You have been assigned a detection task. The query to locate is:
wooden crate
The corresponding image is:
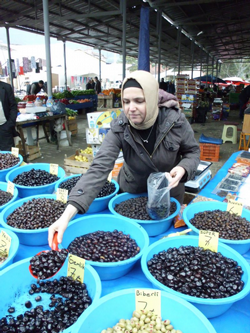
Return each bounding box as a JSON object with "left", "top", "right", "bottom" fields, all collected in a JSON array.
[
  {"left": 64, "top": 150, "right": 93, "bottom": 174},
  {"left": 200, "top": 143, "right": 220, "bottom": 162},
  {"left": 16, "top": 142, "right": 42, "bottom": 162},
  {"left": 66, "top": 118, "right": 78, "bottom": 136}
]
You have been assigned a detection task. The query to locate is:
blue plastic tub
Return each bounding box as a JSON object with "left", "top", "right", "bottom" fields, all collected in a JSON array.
[
  {"left": 0, "top": 256, "right": 102, "bottom": 333},
  {"left": 6, "top": 163, "right": 65, "bottom": 198},
  {"left": 0, "top": 227, "right": 19, "bottom": 271},
  {"left": 141, "top": 235, "right": 250, "bottom": 318},
  {"left": 183, "top": 201, "right": 250, "bottom": 254},
  {"left": 0, "top": 151, "right": 23, "bottom": 182},
  {"left": 108, "top": 192, "right": 180, "bottom": 236},
  {"left": 60, "top": 214, "right": 149, "bottom": 280},
  {"left": 0, "top": 194, "right": 77, "bottom": 246},
  {"left": 55, "top": 175, "right": 119, "bottom": 214},
  {"left": 0, "top": 181, "right": 18, "bottom": 212},
  {"left": 75, "top": 288, "right": 217, "bottom": 333}
]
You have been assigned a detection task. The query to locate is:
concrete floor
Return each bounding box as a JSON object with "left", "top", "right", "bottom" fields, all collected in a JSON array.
[{"left": 25, "top": 108, "right": 242, "bottom": 180}]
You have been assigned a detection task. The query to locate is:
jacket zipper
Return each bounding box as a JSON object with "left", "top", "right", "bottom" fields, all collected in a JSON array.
[{"left": 150, "top": 121, "right": 176, "bottom": 158}]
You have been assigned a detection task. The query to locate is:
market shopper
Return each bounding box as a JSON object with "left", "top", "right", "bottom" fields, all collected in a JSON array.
[
  {"left": 94, "top": 76, "right": 101, "bottom": 94},
  {"left": 28, "top": 80, "right": 45, "bottom": 95},
  {"left": 0, "top": 81, "right": 18, "bottom": 151},
  {"left": 48, "top": 70, "right": 200, "bottom": 246}
]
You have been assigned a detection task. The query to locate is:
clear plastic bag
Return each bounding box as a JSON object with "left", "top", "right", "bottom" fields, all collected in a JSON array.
[{"left": 146, "top": 172, "right": 171, "bottom": 220}]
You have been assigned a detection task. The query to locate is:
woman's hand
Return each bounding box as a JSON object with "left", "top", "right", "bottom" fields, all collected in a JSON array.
[
  {"left": 48, "top": 204, "right": 78, "bottom": 247},
  {"left": 166, "top": 166, "right": 186, "bottom": 188}
]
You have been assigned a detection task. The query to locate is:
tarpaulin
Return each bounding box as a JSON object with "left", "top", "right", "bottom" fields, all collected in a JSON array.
[{"left": 138, "top": 6, "right": 150, "bottom": 72}]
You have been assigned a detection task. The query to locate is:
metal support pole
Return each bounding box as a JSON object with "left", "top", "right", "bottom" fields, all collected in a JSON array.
[
  {"left": 122, "top": 0, "right": 126, "bottom": 79},
  {"left": 42, "top": 0, "right": 52, "bottom": 97},
  {"left": 211, "top": 56, "right": 214, "bottom": 79},
  {"left": 199, "top": 50, "right": 203, "bottom": 87},
  {"left": 216, "top": 60, "right": 219, "bottom": 83},
  {"left": 191, "top": 40, "right": 194, "bottom": 79},
  {"left": 155, "top": 63, "right": 157, "bottom": 77},
  {"left": 206, "top": 53, "right": 209, "bottom": 85},
  {"left": 177, "top": 27, "right": 182, "bottom": 74},
  {"left": 157, "top": 9, "right": 162, "bottom": 83},
  {"left": 5, "top": 26, "right": 13, "bottom": 88},
  {"left": 63, "top": 40, "right": 67, "bottom": 91},
  {"left": 99, "top": 48, "right": 101, "bottom": 83}
]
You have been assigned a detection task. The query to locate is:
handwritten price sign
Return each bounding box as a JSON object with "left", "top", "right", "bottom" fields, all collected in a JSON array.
[
  {"left": 7, "top": 181, "right": 15, "bottom": 195},
  {"left": 56, "top": 188, "right": 68, "bottom": 204},
  {"left": 227, "top": 199, "right": 243, "bottom": 216},
  {"left": 0, "top": 231, "right": 12, "bottom": 258},
  {"left": 67, "top": 254, "right": 85, "bottom": 284},
  {"left": 199, "top": 230, "right": 219, "bottom": 252},
  {"left": 11, "top": 147, "right": 19, "bottom": 157},
  {"left": 135, "top": 289, "right": 161, "bottom": 317},
  {"left": 50, "top": 164, "right": 58, "bottom": 176}
]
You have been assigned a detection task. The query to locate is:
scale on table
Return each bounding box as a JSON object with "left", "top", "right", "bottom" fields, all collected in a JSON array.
[{"left": 185, "top": 161, "right": 212, "bottom": 193}]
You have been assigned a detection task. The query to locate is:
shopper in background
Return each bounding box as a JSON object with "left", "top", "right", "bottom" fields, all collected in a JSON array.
[
  {"left": 239, "top": 85, "right": 250, "bottom": 119},
  {"left": 0, "top": 81, "right": 18, "bottom": 151},
  {"left": 86, "top": 80, "right": 92, "bottom": 90},
  {"left": 94, "top": 76, "right": 101, "bottom": 94},
  {"left": 27, "top": 80, "right": 45, "bottom": 95},
  {"left": 159, "top": 78, "right": 167, "bottom": 91},
  {"left": 48, "top": 70, "right": 200, "bottom": 246},
  {"left": 168, "top": 80, "right": 175, "bottom": 95}
]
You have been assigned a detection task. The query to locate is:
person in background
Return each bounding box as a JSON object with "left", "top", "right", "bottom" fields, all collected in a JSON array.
[
  {"left": 90, "top": 79, "right": 95, "bottom": 90},
  {"left": 168, "top": 81, "right": 175, "bottom": 95},
  {"left": 28, "top": 80, "right": 45, "bottom": 95},
  {"left": 239, "top": 85, "right": 250, "bottom": 119},
  {"left": 159, "top": 78, "right": 166, "bottom": 91},
  {"left": 48, "top": 70, "right": 200, "bottom": 246},
  {"left": 86, "top": 80, "right": 92, "bottom": 90},
  {"left": 94, "top": 76, "right": 101, "bottom": 94},
  {"left": 0, "top": 81, "right": 18, "bottom": 151}
]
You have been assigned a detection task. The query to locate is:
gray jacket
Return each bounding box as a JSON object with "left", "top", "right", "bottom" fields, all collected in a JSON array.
[{"left": 69, "top": 107, "right": 200, "bottom": 213}]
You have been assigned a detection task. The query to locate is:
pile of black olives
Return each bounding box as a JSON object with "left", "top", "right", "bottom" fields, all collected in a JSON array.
[
  {"left": 30, "top": 249, "right": 68, "bottom": 279},
  {"left": 114, "top": 196, "right": 177, "bottom": 220},
  {"left": 13, "top": 169, "right": 59, "bottom": 187},
  {"left": 0, "top": 189, "right": 13, "bottom": 206},
  {"left": 68, "top": 230, "right": 140, "bottom": 262},
  {"left": 147, "top": 246, "right": 244, "bottom": 299},
  {"left": 0, "top": 153, "right": 19, "bottom": 170},
  {"left": 0, "top": 276, "right": 92, "bottom": 332},
  {"left": 7, "top": 198, "right": 66, "bottom": 229},
  {"left": 190, "top": 210, "right": 250, "bottom": 240},
  {"left": 59, "top": 177, "right": 116, "bottom": 197}
]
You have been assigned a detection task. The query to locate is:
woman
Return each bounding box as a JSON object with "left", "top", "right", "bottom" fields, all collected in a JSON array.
[{"left": 48, "top": 70, "right": 200, "bottom": 246}]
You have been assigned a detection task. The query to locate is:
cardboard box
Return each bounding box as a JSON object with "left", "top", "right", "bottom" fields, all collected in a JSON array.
[
  {"left": 66, "top": 118, "right": 78, "bottom": 136},
  {"left": 86, "top": 128, "right": 111, "bottom": 145},
  {"left": 91, "top": 144, "right": 101, "bottom": 157},
  {"left": 181, "top": 94, "right": 196, "bottom": 102},
  {"left": 87, "top": 108, "right": 123, "bottom": 128}
]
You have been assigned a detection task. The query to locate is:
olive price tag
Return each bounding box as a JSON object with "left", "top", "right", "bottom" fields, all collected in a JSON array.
[
  {"left": 227, "top": 199, "right": 243, "bottom": 216},
  {"left": 107, "top": 171, "right": 112, "bottom": 182},
  {"left": 67, "top": 253, "right": 85, "bottom": 284},
  {"left": 11, "top": 147, "right": 19, "bottom": 157},
  {"left": 135, "top": 289, "right": 161, "bottom": 317},
  {"left": 0, "top": 230, "right": 12, "bottom": 258},
  {"left": 56, "top": 188, "right": 68, "bottom": 204},
  {"left": 50, "top": 163, "right": 58, "bottom": 176},
  {"left": 7, "top": 181, "right": 15, "bottom": 195},
  {"left": 199, "top": 230, "right": 219, "bottom": 253}
]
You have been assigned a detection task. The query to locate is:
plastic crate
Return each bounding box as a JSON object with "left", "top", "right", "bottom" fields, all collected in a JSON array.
[{"left": 200, "top": 143, "right": 220, "bottom": 162}]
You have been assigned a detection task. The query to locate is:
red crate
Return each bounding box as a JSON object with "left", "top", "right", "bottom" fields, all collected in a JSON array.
[{"left": 200, "top": 143, "right": 220, "bottom": 162}]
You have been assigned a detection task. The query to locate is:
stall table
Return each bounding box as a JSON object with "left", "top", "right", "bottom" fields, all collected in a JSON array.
[{"left": 16, "top": 114, "right": 72, "bottom": 162}]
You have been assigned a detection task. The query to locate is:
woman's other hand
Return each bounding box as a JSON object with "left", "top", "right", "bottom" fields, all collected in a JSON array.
[{"left": 166, "top": 166, "right": 186, "bottom": 188}]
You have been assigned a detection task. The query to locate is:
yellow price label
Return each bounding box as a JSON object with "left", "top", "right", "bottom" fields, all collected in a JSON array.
[
  {"left": 56, "top": 188, "right": 68, "bottom": 204},
  {"left": 11, "top": 147, "right": 19, "bottom": 157},
  {"left": 7, "top": 181, "right": 15, "bottom": 195},
  {"left": 199, "top": 230, "right": 219, "bottom": 253},
  {"left": 227, "top": 199, "right": 243, "bottom": 216},
  {"left": 0, "top": 230, "right": 12, "bottom": 258},
  {"left": 67, "top": 253, "right": 85, "bottom": 284},
  {"left": 135, "top": 289, "right": 161, "bottom": 317},
  {"left": 107, "top": 172, "right": 112, "bottom": 182},
  {"left": 50, "top": 164, "right": 58, "bottom": 176}
]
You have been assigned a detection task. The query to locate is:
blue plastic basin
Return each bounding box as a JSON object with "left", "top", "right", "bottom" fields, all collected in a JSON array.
[
  {"left": 108, "top": 193, "right": 180, "bottom": 236},
  {"left": 141, "top": 235, "right": 250, "bottom": 318},
  {"left": 0, "top": 256, "right": 102, "bottom": 333},
  {"left": 55, "top": 174, "right": 119, "bottom": 214},
  {"left": 183, "top": 201, "right": 250, "bottom": 254},
  {"left": 75, "top": 288, "right": 217, "bottom": 333},
  {"left": 0, "top": 194, "right": 77, "bottom": 246},
  {"left": 0, "top": 152, "right": 23, "bottom": 182},
  {"left": 0, "top": 227, "right": 19, "bottom": 271},
  {"left": 61, "top": 214, "right": 149, "bottom": 280},
  {"left": 6, "top": 163, "right": 65, "bottom": 198},
  {"left": 0, "top": 181, "right": 18, "bottom": 212}
]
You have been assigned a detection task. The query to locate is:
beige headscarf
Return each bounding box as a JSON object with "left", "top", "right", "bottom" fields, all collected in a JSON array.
[{"left": 121, "top": 70, "right": 159, "bottom": 130}]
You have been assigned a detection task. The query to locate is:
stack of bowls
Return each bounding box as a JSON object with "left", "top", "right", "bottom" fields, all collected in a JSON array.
[
  {"left": 6, "top": 163, "right": 65, "bottom": 198},
  {"left": 55, "top": 174, "right": 119, "bottom": 214},
  {"left": 109, "top": 192, "right": 180, "bottom": 236},
  {"left": 0, "top": 151, "right": 23, "bottom": 182},
  {"left": 183, "top": 201, "right": 250, "bottom": 254}
]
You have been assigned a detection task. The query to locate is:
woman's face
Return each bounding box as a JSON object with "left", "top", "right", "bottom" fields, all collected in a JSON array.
[{"left": 123, "top": 87, "right": 146, "bottom": 125}]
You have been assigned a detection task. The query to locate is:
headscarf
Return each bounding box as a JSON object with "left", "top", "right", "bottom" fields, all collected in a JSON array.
[{"left": 121, "top": 70, "right": 159, "bottom": 130}]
